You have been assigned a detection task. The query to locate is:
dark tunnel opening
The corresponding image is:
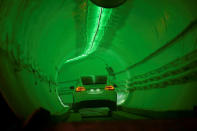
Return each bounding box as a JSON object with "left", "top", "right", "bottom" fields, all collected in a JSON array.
[{"left": 0, "top": 0, "right": 197, "bottom": 130}]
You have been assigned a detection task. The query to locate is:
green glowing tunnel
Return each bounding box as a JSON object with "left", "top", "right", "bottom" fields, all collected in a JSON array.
[{"left": 0, "top": 0, "right": 197, "bottom": 120}]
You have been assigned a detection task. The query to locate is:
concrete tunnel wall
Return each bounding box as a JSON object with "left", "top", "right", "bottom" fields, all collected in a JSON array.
[{"left": 0, "top": 0, "right": 197, "bottom": 119}]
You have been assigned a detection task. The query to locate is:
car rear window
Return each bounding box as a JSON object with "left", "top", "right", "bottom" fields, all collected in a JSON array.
[
  {"left": 81, "top": 76, "right": 94, "bottom": 85},
  {"left": 95, "top": 76, "right": 107, "bottom": 84}
]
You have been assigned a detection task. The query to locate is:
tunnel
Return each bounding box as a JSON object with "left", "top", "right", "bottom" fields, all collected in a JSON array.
[{"left": 0, "top": 0, "right": 197, "bottom": 130}]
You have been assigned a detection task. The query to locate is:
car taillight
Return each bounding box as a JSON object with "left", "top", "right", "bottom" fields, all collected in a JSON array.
[
  {"left": 105, "top": 85, "right": 114, "bottom": 90},
  {"left": 75, "top": 87, "right": 86, "bottom": 92}
]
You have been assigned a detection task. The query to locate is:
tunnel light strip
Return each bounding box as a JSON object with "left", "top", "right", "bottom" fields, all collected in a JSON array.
[
  {"left": 64, "top": 3, "right": 112, "bottom": 64},
  {"left": 57, "top": 93, "right": 69, "bottom": 108},
  {"left": 86, "top": 8, "right": 112, "bottom": 54},
  {"left": 84, "top": 8, "right": 103, "bottom": 54},
  {"left": 64, "top": 54, "right": 87, "bottom": 63},
  {"left": 64, "top": 7, "right": 103, "bottom": 63}
]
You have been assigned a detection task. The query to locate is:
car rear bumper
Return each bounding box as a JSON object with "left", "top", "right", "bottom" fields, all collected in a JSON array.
[
  {"left": 73, "top": 90, "right": 117, "bottom": 103},
  {"left": 72, "top": 100, "right": 117, "bottom": 112}
]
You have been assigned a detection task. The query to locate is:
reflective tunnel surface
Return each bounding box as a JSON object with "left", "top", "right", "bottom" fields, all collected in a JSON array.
[{"left": 0, "top": 0, "right": 197, "bottom": 130}]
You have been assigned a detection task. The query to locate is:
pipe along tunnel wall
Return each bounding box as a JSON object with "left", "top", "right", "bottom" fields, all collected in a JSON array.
[{"left": 0, "top": 0, "right": 197, "bottom": 121}]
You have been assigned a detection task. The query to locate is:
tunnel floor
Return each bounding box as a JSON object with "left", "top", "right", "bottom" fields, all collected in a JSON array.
[
  {"left": 65, "top": 107, "right": 147, "bottom": 122},
  {"left": 48, "top": 108, "right": 197, "bottom": 131}
]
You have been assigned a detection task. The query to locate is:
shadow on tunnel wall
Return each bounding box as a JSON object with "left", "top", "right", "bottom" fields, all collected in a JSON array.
[{"left": 0, "top": 92, "right": 21, "bottom": 130}]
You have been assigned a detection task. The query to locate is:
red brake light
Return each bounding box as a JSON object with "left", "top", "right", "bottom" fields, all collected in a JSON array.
[
  {"left": 105, "top": 85, "right": 114, "bottom": 90},
  {"left": 75, "top": 87, "right": 86, "bottom": 92}
]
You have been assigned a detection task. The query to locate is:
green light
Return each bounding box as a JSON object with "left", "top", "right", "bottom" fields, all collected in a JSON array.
[
  {"left": 65, "top": 54, "right": 87, "bottom": 63},
  {"left": 64, "top": 2, "right": 112, "bottom": 64},
  {"left": 57, "top": 94, "right": 69, "bottom": 108},
  {"left": 84, "top": 7, "right": 103, "bottom": 55},
  {"left": 85, "top": 8, "right": 112, "bottom": 54}
]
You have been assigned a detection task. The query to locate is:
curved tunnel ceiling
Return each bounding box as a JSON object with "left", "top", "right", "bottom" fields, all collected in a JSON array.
[{"left": 0, "top": 0, "right": 197, "bottom": 119}]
